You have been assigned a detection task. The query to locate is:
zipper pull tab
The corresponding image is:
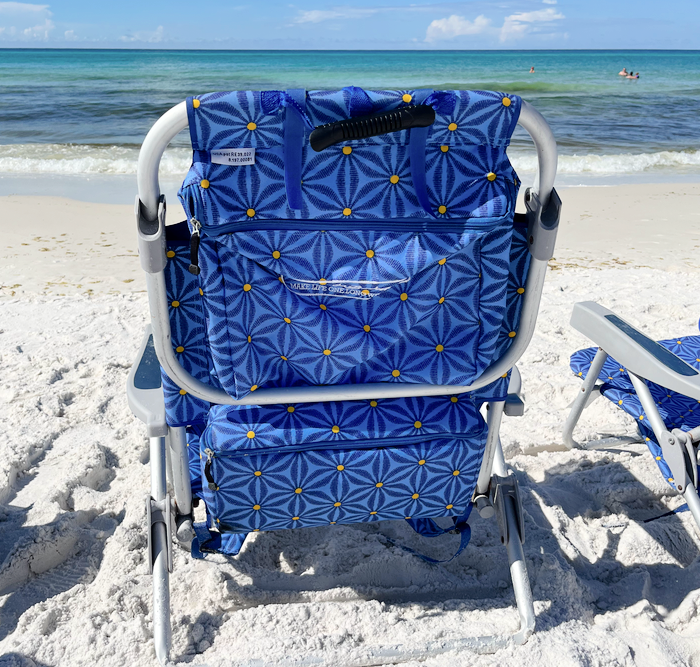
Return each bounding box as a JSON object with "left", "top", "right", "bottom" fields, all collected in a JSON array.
[
  {"left": 188, "top": 218, "right": 202, "bottom": 276},
  {"left": 203, "top": 447, "right": 217, "bottom": 490}
]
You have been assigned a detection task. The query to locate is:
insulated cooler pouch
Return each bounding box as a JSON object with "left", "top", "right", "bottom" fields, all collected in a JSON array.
[
  {"left": 198, "top": 395, "right": 488, "bottom": 535},
  {"left": 309, "top": 104, "right": 436, "bottom": 151}
]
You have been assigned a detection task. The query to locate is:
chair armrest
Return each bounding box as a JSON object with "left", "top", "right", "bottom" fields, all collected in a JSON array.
[
  {"left": 504, "top": 366, "right": 525, "bottom": 416},
  {"left": 127, "top": 325, "right": 168, "bottom": 437},
  {"left": 570, "top": 301, "right": 700, "bottom": 400}
]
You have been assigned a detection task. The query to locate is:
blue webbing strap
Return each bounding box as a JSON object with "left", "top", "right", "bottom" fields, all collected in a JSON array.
[
  {"left": 191, "top": 522, "right": 247, "bottom": 559},
  {"left": 409, "top": 89, "right": 434, "bottom": 217},
  {"left": 386, "top": 504, "right": 473, "bottom": 565},
  {"left": 284, "top": 88, "right": 306, "bottom": 211},
  {"left": 342, "top": 85, "right": 374, "bottom": 117}
]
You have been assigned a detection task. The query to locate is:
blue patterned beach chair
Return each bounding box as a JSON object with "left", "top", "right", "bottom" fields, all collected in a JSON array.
[
  {"left": 127, "top": 87, "right": 560, "bottom": 665},
  {"left": 564, "top": 302, "right": 700, "bottom": 533}
]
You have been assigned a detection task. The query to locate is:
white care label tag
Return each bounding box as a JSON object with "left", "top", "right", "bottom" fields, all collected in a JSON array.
[{"left": 210, "top": 148, "right": 256, "bottom": 166}]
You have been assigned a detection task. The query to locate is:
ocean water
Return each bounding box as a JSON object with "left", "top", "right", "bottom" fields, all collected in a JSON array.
[{"left": 1, "top": 48, "right": 699, "bottom": 200}]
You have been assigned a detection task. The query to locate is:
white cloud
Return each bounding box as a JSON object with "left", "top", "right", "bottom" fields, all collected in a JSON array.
[
  {"left": 0, "top": 2, "right": 49, "bottom": 14},
  {"left": 64, "top": 28, "right": 76, "bottom": 40},
  {"left": 22, "top": 16, "right": 51, "bottom": 38},
  {"left": 0, "top": 2, "right": 54, "bottom": 41},
  {"left": 425, "top": 14, "right": 491, "bottom": 42},
  {"left": 120, "top": 25, "right": 165, "bottom": 43},
  {"left": 500, "top": 7, "right": 564, "bottom": 42},
  {"left": 293, "top": 8, "right": 378, "bottom": 24},
  {"left": 542, "top": 0, "right": 557, "bottom": 4}
]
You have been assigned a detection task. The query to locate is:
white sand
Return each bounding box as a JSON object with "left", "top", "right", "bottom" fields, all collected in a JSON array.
[{"left": 1, "top": 185, "right": 700, "bottom": 666}]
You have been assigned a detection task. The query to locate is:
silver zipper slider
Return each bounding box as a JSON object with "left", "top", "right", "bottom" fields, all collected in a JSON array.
[{"left": 203, "top": 448, "right": 217, "bottom": 490}]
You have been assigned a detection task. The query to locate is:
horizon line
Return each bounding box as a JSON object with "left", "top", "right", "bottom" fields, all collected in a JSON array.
[{"left": 1, "top": 47, "right": 700, "bottom": 53}]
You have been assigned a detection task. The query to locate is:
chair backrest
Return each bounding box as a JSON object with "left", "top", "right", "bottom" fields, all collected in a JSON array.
[{"left": 164, "top": 88, "right": 527, "bottom": 407}]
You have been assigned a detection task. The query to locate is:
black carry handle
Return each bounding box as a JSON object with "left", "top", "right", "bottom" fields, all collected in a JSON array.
[{"left": 309, "top": 104, "right": 436, "bottom": 152}]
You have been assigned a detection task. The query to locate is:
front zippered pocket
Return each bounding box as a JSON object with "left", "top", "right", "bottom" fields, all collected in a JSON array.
[{"left": 198, "top": 427, "right": 486, "bottom": 534}]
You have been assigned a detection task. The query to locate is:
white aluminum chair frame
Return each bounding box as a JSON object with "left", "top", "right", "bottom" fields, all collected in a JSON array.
[{"left": 133, "top": 98, "right": 559, "bottom": 666}]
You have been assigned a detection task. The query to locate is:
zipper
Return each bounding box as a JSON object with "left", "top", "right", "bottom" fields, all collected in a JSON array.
[
  {"left": 203, "top": 447, "right": 217, "bottom": 490},
  {"left": 188, "top": 218, "right": 202, "bottom": 275},
  {"left": 183, "top": 177, "right": 515, "bottom": 251},
  {"left": 204, "top": 432, "right": 475, "bottom": 460},
  {"left": 196, "top": 213, "right": 512, "bottom": 237}
]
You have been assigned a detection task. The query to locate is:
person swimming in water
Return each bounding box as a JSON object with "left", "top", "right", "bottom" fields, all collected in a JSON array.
[
  {"left": 618, "top": 67, "right": 628, "bottom": 76},
  {"left": 626, "top": 71, "right": 639, "bottom": 79},
  {"left": 529, "top": 66, "right": 535, "bottom": 73}
]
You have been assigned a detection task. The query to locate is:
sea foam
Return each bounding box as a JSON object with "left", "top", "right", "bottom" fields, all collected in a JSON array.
[{"left": 1, "top": 143, "right": 700, "bottom": 178}]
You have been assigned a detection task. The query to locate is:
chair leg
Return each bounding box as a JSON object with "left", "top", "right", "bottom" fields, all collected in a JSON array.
[
  {"left": 683, "top": 482, "right": 700, "bottom": 538},
  {"left": 168, "top": 426, "right": 195, "bottom": 544},
  {"left": 149, "top": 435, "right": 172, "bottom": 666},
  {"left": 563, "top": 348, "right": 643, "bottom": 450},
  {"left": 563, "top": 348, "right": 608, "bottom": 449},
  {"left": 491, "top": 437, "right": 536, "bottom": 643}
]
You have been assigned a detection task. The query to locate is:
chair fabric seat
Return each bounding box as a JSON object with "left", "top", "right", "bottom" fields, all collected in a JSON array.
[
  {"left": 570, "top": 336, "right": 700, "bottom": 484},
  {"left": 196, "top": 394, "right": 487, "bottom": 534}
]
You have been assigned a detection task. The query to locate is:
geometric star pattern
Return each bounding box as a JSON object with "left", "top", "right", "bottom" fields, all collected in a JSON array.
[
  {"left": 570, "top": 336, "right": 700, "bottom": 487},
  {"left": 153, "top": 87, "right": 533, "bottom": 548},
  {"left": 178, "top": 88, "right": 523, "bottom": 400},
  {"left": 199, "top": 395, "right": 486, "bottom": 533}
]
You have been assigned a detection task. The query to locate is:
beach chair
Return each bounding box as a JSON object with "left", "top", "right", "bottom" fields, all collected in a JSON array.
[
  {"left": 564, "top": 302, "right": 700, "bottom": 533},
  {"left": 127, "top": 87, "right": 560, "bottom": 665}
]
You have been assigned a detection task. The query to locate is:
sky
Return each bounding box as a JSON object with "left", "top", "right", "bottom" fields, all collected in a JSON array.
[{"left": 0, "top": 0, "right": 699, "bottom": 50}]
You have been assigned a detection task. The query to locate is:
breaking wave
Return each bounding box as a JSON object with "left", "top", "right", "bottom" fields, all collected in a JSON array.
[
  {"left": 0, "top": 144, "right": 192, "bottom": 177},
  {"left": 510, "top": 148, "right": 700, "bottom": 175},
  {"left": 1, "top": 143, "right": 700, "bottom": 178}
]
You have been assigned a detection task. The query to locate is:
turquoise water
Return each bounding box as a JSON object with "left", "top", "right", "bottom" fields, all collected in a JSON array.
[{"left": 1, "top": 48, "right": 699, "bottom": 188}]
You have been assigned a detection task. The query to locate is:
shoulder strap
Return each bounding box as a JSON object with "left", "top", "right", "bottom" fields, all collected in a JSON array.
[
  {"left": 389, "top": 504, "right": 473, "bottom": 564},
  {"left": 284, "top": 88, "right": 306, "bottom": 211},
  {"left": 409, "top": 89, "right": 434, "bottom": 217}
]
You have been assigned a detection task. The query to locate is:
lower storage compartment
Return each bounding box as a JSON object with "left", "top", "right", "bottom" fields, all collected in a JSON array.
[{"left": 198, "top": 396, "right": 488, "bottom": 533}]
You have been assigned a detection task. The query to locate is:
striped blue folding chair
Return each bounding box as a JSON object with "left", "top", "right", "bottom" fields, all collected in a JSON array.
[
  {"left": 564, "top": 303, "right": 700, "bottom": 535},
  {"left": 127, "top": 87, "right": 560, "bottom": 665}
]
